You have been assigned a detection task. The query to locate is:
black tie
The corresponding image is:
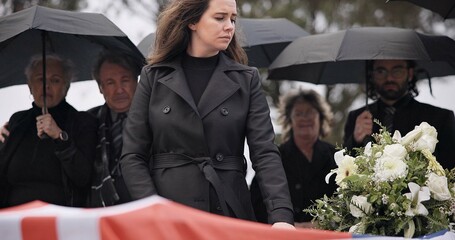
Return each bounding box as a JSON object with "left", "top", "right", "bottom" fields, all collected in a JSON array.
[
  {"left": 110, "top": 113, "right": 127, "bottom": 175},
  {"left": 383, "top": 106, "right": 396, "bottom": 133}
]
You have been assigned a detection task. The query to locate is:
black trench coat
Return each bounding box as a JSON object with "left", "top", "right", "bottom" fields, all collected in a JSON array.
[{"left": 121, "top": 53, "right": 293, "bottom": 224}]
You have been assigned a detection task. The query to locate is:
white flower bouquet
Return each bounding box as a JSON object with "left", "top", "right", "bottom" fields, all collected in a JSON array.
[{"left": 305, "top": 121, "right": 455, "bottom": 238}]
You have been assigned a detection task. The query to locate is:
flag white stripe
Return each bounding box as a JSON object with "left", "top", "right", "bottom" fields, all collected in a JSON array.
[
  {"left": 0, "top": 215, "right": 22, "bottom": 240},
  {"left": 58, "top": 215, "right": 99, "bottom": 240}
]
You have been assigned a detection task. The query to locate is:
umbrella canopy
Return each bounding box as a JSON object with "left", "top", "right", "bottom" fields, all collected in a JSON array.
[
  {"left": 237, "top": 18, "right": 310, "bottom": 68},
  {"left": 268, "top": 27, "right": 455, "bottom": 84},
  {"left": 0, "top": 6, "right": 145, "bottom": 89},
  {"left": 137, "top": 32, "right": 155, "bottom": 59},
  {"left": 137, "top": 18, "right": 309, "bottom": 68},
  {"left": 387, "top": 0, "right": 455, "bottom": 19}
]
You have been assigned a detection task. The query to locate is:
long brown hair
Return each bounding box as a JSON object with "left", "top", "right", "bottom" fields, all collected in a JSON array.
[{"left": 148, "top": 0, "right": 247, "bottom": 65}]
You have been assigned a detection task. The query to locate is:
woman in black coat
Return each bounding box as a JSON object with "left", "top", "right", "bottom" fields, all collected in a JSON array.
[
  {"left": 121, "top": 0, "right": 294, "bottom": 228},
  {"left": 251, "top": 89, "right": 337, "bottom": 226},
  {"left": 0, "top": 54, "right": 97, "bottom": 207}
]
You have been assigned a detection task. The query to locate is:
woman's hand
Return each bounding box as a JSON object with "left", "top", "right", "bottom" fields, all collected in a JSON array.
[
  {"left": 271, "top": 222, "right": 295, "bottom": 229},
  {"left": 0, "top": 121, "right": 9, "bottom": 143},
  {"left": 36, "top": 114, "right": 62, "bottom": 139},
  {"left": 295, "top": 221, "right": 316, "bottom": 228}
]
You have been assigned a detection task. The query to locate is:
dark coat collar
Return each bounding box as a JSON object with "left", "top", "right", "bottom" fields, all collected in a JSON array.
[{"left": 150, "top": 53, "right": 252, "bottom": 118}]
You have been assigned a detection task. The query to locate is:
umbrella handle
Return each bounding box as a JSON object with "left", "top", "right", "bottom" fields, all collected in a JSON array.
[{"left": 39, "top": 107, "right": 50, "bottom": 140}]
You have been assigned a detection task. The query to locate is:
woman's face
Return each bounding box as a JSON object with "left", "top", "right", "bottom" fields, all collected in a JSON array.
[
  {"left": 290, "top": 101, "right": 321, "bottom": 141},
  {"left": 187, "top": 0, "right": 237, "bottom": 57},
  {"left": 28, "top": 59, "right": 68, "bottom": 108}
]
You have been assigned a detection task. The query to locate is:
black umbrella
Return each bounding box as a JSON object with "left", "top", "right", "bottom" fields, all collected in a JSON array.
[
  {"left": 137, "top": 18, "right": 309, "bottom": 68},
  {"left": 0, "top": 6, "right": 145, "bottom": 111},
  {"left": 268, "top": 27, "right": 455, "bottom": 85},
  {"left": 137, "top": 32, "right": 155, "bottom": 59},
  {"left": 237, "top": 18, "right": 310, "bottom": 68},
  {"left": 387, "top": 0, "right": 455, "bottom": 19}
]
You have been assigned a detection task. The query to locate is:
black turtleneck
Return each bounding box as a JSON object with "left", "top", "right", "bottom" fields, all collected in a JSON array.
[{"left": 182, "top": 52, "right": 219, "bottom": 105}]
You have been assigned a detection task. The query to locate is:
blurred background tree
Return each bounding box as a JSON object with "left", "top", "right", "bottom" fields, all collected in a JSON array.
[{"left": 2, "top": 0, "right": 454, "bottom": 145}]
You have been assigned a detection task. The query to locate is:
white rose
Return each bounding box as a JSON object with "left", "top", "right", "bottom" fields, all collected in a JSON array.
[
  {"left": 414, "top": 134, "right": 438, "bottom": 153},
  {"left": 400, "top": 127, "right": 421, "bottom": 146},
  {"left": 382, "top": 144, "right": 407, "bottom": 160},
  {"left": 427, "top": 172, "right": 451, "bottom": 201},
  {"left": 350, "top": 195, "right": 373, "bottom": 218},
  {"left": 401, "top": 122, "right": 438, "bottom": 153}
]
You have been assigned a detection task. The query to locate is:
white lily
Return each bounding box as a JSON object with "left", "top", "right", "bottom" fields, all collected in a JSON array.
[
  {"left": 326, "top": 149, "right": 358, "bottom": 187},
  {"left": 404, "top": 182, "right": 430, "bottom": 216},
  {"left": 364, "top": 142, "right": 372, "bottom": 157},
  {"left": 392, "top": 130, "right": 401, "bottom": 142}
]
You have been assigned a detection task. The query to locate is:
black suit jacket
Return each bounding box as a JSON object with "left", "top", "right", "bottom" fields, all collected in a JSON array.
[{"left": 344, "top": 96, "right": 455, "bottom": 169}]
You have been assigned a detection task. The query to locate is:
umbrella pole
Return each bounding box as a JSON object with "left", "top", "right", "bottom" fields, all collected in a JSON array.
[
  {"left": 365, "top": 64, "right": 369, "bottom": 109},
  {"left": 40, "top": 31, "right": 49, "bottom": 140},
  {"left": 41, "top": 31, "right": 48, "bottom": 115},
  {"left": 365, "top": 79, "right": 369, "bottom": 107}
]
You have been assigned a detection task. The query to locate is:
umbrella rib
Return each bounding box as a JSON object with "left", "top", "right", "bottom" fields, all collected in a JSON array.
[
  {"left": 259, "top": 44, "right": 274, "bottom": 67},
  {"left": 334, "top": 30, "right": 348, "bottom": 61},
  {"left": 444, "top": 4, "right": 455, "bottom": 19}
]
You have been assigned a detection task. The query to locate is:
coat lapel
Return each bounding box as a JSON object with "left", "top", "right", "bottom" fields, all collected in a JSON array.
[
  {"left": 157, "top": 62, "right": 199, "bottom": 116},
  {"left": 197, "top": 54, "right": 247, "bottom": 119},
  {"left": 154, "top": 53, "right": 251, "bottom": 119},
  {"left": 197, "top": 68, "right": 240, "bottom": 119}
]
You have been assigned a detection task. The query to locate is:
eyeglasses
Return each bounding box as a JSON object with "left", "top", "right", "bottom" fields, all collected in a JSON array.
[
  {"left": 372, "top": 67, "right": 407, "bottom": 80},
  {"left": 291, "top": 110, "right": 319, "bottom": 119}
]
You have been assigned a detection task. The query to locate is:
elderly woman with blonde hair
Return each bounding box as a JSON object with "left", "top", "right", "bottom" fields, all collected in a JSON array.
[
  {"left": 251, "top": 88, "right": 337, "bottom": 226},
  {"left": 0, "top": 54, "right": 97, "bottom": 208}
]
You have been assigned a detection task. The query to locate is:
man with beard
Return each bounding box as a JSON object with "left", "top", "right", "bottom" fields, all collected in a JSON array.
[{"left": 343, "top": 59, "right": 455, "bottom": 169}]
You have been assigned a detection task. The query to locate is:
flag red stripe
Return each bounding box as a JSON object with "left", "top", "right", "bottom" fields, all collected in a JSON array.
[{"left": 22, "top": 216, "right": 58, "bottom": 240}]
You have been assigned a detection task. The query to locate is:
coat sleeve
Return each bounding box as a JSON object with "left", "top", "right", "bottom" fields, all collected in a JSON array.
[
  {"left": 121, "top": 66, "right": 156, "bottom": 200},
  {"left": 246, "top": 68, "right": 294, "bottom": 225},
  {"left": 434, "top": 110, "right": 455, "bottom": 170},
  {"left": 54, "top": 111, "right": 98, "bottom": 188},
  {"left": 343, "top": 110, "right": 360, "bottom": 151}
]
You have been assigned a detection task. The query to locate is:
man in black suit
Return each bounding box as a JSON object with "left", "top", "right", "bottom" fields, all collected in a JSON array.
[
  {"left": 344, "top": 59, "right": 455, "bottom": 170},
  {"left": 88, "top": 51, "right": 140, "bottom": 206}
]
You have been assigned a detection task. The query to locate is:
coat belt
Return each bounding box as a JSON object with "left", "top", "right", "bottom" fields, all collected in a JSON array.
[{"left": 151, "top": 153, "right": 247, "bottom": 219}]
